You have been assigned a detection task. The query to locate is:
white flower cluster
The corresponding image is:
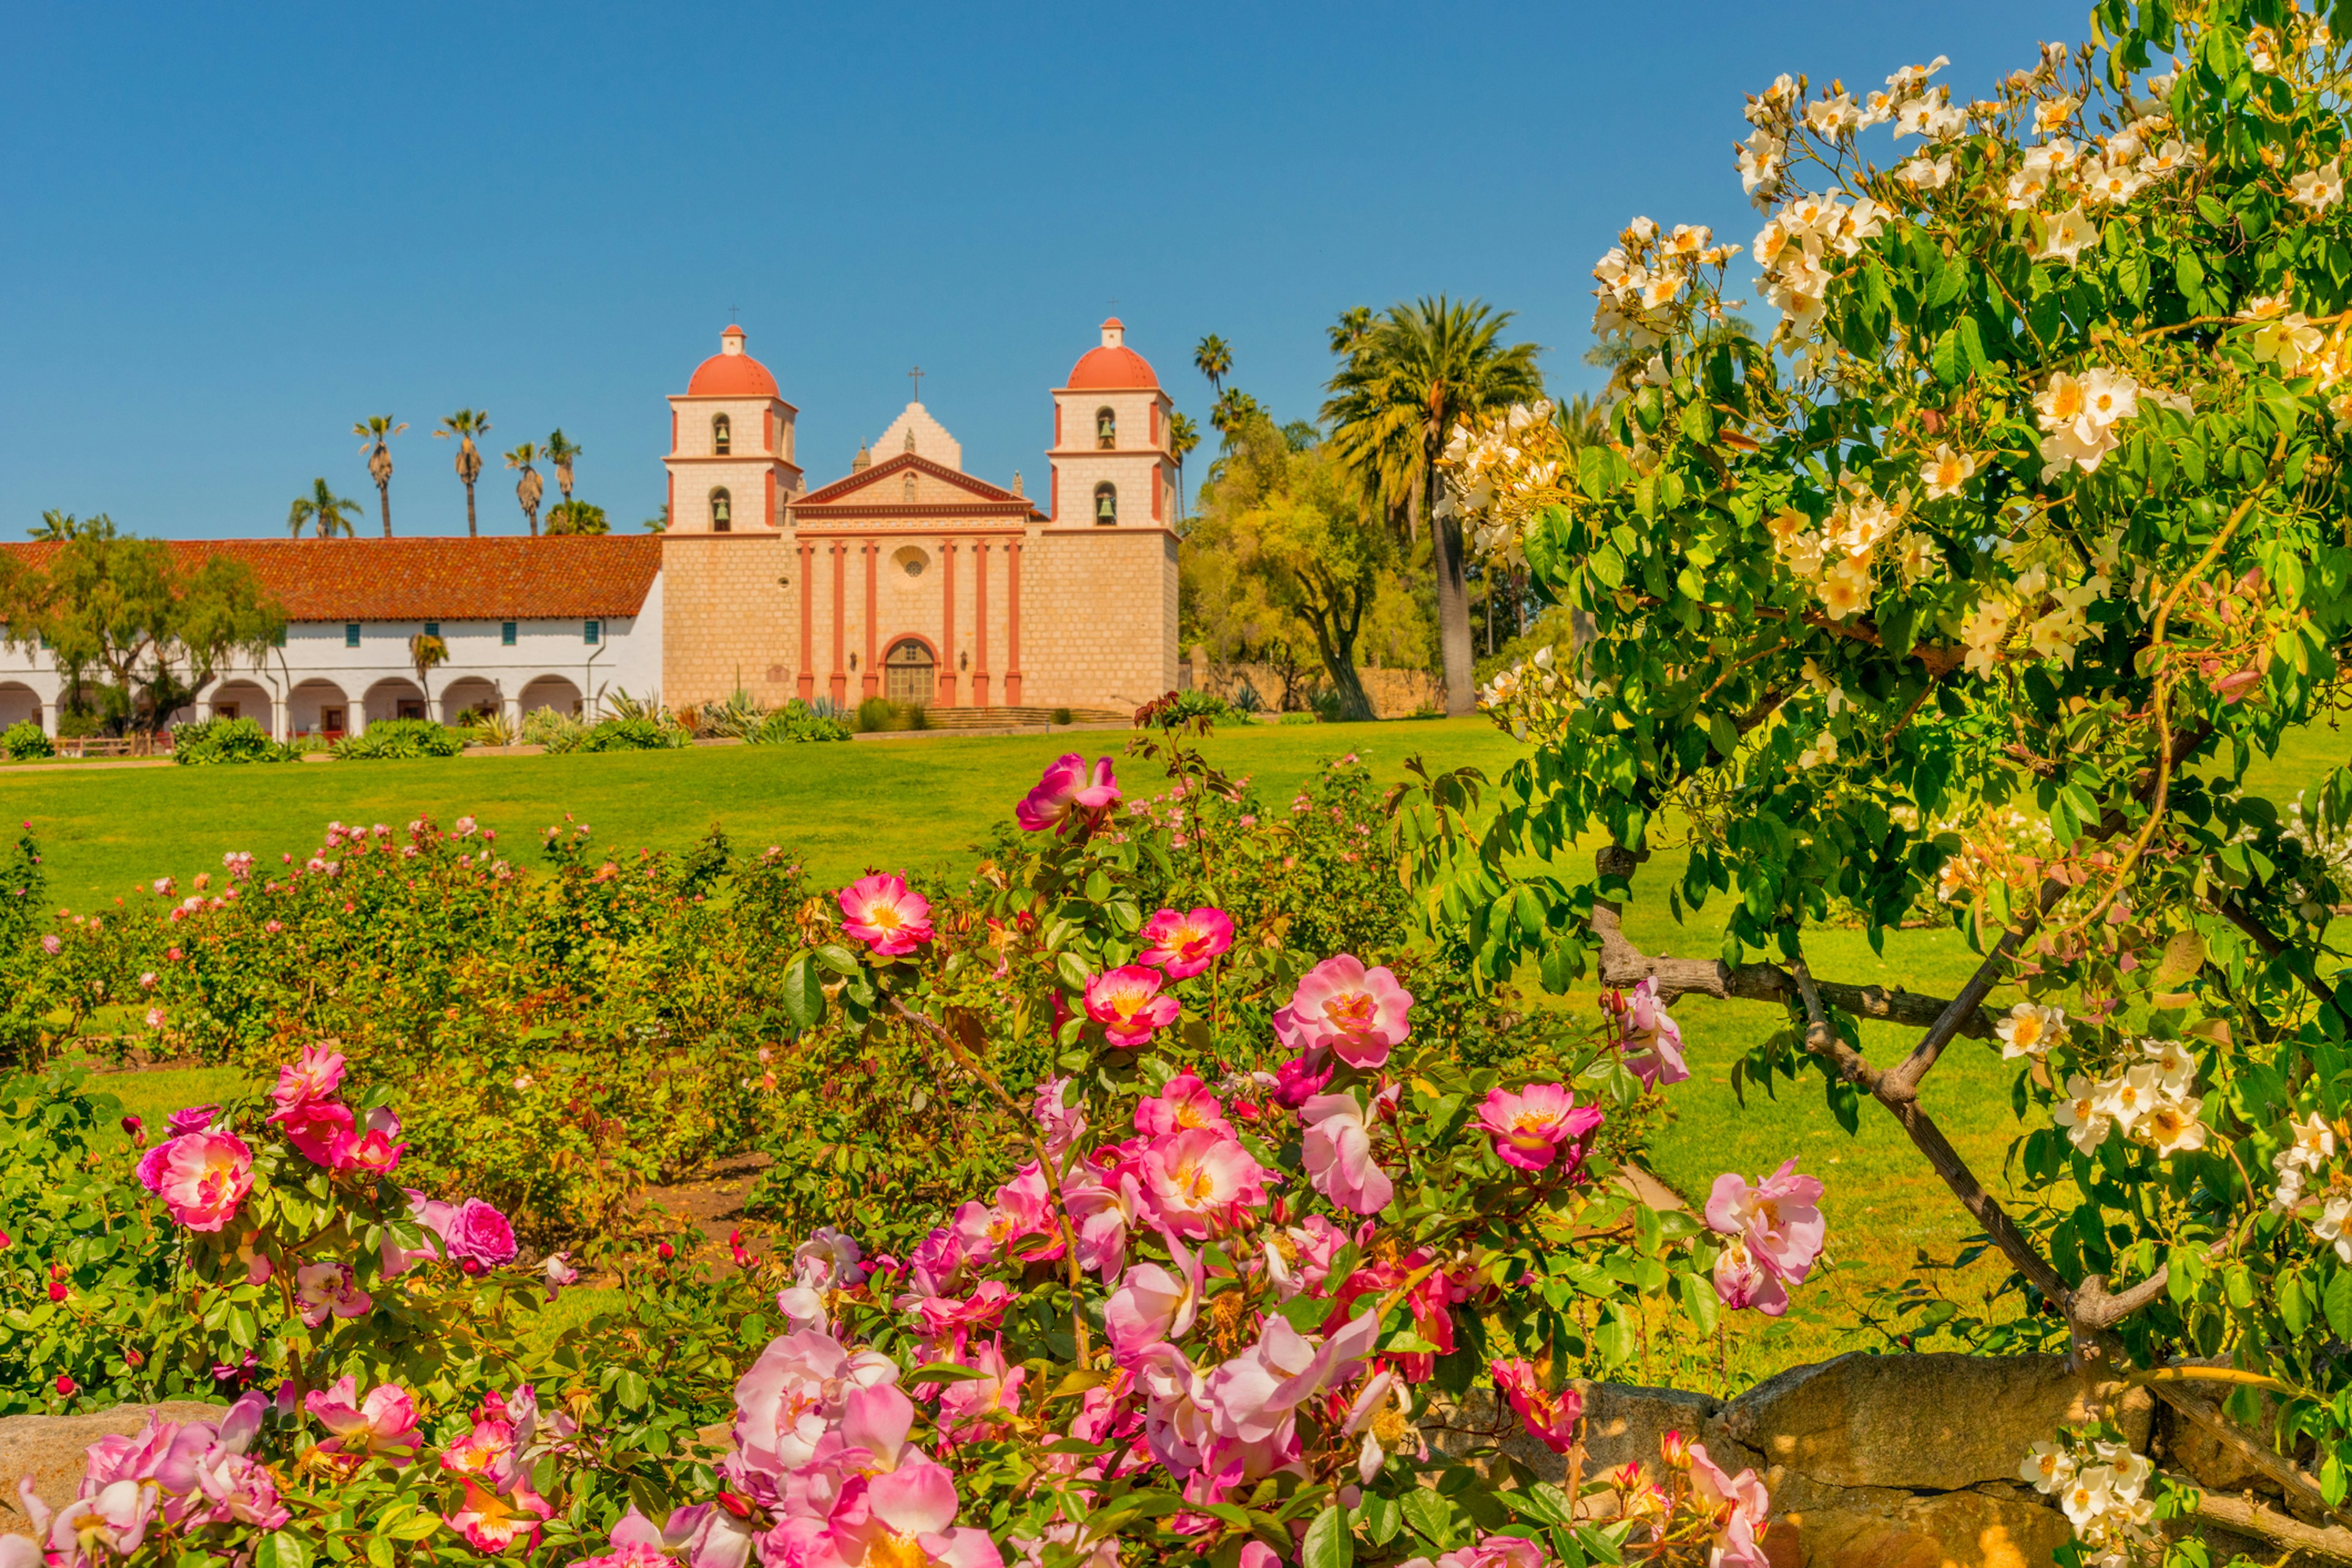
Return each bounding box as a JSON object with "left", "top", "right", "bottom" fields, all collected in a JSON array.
[
  {"left": 1476, "top": 644, "right": 1573, "bottom": 745},
  {"left": 1439, "top": 401, "right": 1564, "bottom": 562},
  {"left": 2033, "top": 368, "right": 2141, "bottom": 480},
  {"left": 2228, "top": 293, "right": 2352, "bottom": 428},
  {"left": 2022, "top": 1433, "right": 2158, "bottom": 1567},
  {"left": 1591, "top": 217, "right": 1741, "bottom": 350},
  {"left": 2052, "top": 1039, "right": 2204, "bottom": 1157},
  {"left": 1996, "top": 1001, "right": 2070, "bottom": 1061},
  {"left": 1959, "top": 560, "right": 2110, "bottom": 678},
  {"left": 2269, "top": 1111, "right": 2341, "bottom": 1247},
  {"left": 1750, "top": 191, "right": 1886, "bottom": 348},
  {"left": 1740, "top": 60, "right": 1961, "bottom": 211},
  {"left": 1763, "top": 482, "right": 1922, "bottom": 624}
]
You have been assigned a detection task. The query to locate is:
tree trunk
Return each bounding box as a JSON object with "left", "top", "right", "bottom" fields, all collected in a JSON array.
[
  {"left": 465, "top": 483, "right": 478, "bottom": 538},
  {"left": 378, "top": 483, "right": 392, "bottom": 538},
  {"left": 1428, "top": 470, "right": 1476, "bottom": 715}
]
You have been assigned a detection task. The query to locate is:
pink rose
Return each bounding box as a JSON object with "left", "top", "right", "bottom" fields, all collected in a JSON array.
[
  {"left": 452, "top": 1478, "right": 552, "bottom": 1555},
  {"left": 1301, "top": 1090, "right": 1393, "bottom": 1215},
  {"left": 165, "top": 1104, "right": 219, "bottom": 1137},
  {"left": 1710, "top": 1235, "right": 1789, "bottom": 1316},
  {"left": 305, "top": 1377, "right": 422, "bottom": 1464},
  {"left": 438, "top": 1197, "right": 518, "bottom": 1272},
  {"left": 1617, "top": 978, "right": 1689, "bottom": 1088},
  {"left": 838, "top": 873, "right": 934, "bottom": 957},
  {"left": 1084, "top": 964, "right": 1180, "bottom": 1046},
  {"left": 146, "top": 1131, "right": 255, "bottom": 1232},
  {"left": 1705, "top": 1158, "right": 1826, "bottom": 1286},
  {"left": 1490, "top": 1357, "right": 1584, "bottom": 1453},
  {"left": 293, "top": 1261, "right": 374, "bottom": 1327},
  {"left": 1134, "top": 1073, "right": 1234, "bottom": 1140},
  {"left": 1136, "top": 907, "right": 1235, "bottom": 979},
  {"left": 271, "top": 1098, "right": 354, "bottom": 1168},
  {"left": 40, "top": 934, "right": 60, "bottom": 956},
  {"left": 1269, "top": 1054, "right": 1334, "bottom": 1109},
  {"left": 1472, "top": 1083, "right": 1604, "bottom": 1174},
  {"left": 1015, "top": 753, "right": 1120, "bottom": 834},
  {"left": 1140, "top": 1128, "right": 1270, "bottom": 1238},
  {"left": 271, "top": 1042, "right": 347, "bottom": 1112},
  {"left": 1273, "top": 955, "right": 1414, "bottom": 1068}
]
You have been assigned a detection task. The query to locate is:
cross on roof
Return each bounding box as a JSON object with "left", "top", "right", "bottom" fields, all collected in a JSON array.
[{"left": 908, "top": 365, "right": 924, "bottom": 401}]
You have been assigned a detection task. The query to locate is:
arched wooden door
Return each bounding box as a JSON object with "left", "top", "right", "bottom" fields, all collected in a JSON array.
[{"left": 883, "top": 639, "right": 935, "bottom": 705}]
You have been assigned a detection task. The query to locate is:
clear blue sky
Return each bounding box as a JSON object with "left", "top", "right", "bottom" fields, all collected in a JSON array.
[{"left": 1, "top": 1, "right": 2082, "bottom": 540}]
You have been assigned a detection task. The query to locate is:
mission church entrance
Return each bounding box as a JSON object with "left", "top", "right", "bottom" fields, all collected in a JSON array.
[{"left": 883, "top": 639, "right": 935, "bottom": 705}]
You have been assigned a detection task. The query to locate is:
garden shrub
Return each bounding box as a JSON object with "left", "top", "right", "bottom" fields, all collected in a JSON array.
[
  {"left": 170, "top": 716, "right": 285, "bottom": 766},
  {"left": 331, "top": 718, "right": 466, "bottom": 761},
  {"left": 1, "top": 719, "right": 51, "bottom": 760},
  {"left": 519, "top": 707, "right": 587, "bottom": 751},
  {"left": 854, "top": 695, "right": 897, "bottom": 731},
  {"left": 0, "top": 739, "right": 1757, "bottom": 1568},
  {"left": 571, "top": 715, "right": 690, "bottom": 752},
  {"left": 748, "top": 701, "right": 851, "bottom": 744}
]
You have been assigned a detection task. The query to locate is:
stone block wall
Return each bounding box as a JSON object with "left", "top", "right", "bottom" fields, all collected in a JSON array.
[
  {"left": 658, "top": 533, "right": 799, "bottom": 712},
  {"left": 1017, "top": 526, "right": 1177, "bottom": 710}
]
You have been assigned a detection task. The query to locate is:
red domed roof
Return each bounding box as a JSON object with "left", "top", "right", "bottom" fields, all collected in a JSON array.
[
  {"left": 688, "top": 326, "right": 779, "bottom": 398},
  {"left": 1066, "top": 318, "right": 1158, "bottom": 390}
]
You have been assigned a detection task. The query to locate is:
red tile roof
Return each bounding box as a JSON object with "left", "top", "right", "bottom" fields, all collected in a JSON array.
[{"left": 0, "top": 536, "right": 664, "bottom": 622}]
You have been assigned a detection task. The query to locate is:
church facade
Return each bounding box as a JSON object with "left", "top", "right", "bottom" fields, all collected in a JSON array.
[{"left": 0, "top": 320, "right": 1180, "bottom": 736}]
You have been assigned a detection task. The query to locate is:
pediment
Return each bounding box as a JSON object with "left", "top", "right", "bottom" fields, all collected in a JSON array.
[{"left": 796, "top": 452, "right": 1027, "bottom": 510}]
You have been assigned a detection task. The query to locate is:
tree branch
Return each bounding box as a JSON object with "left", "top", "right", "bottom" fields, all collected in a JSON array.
[
  {"left": 2218, "top": 892, "right": 2352, "bottom": 1036},
  {"left": 2169, "top": 1479, "right": 2352, "bottom": 1563},
  {"left": 1589, "top": 901, "right": 1998, "bottom": 1040}
]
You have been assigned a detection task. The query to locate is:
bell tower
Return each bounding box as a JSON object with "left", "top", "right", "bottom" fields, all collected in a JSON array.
[{"left": 1047, "top": 319, "right": 1175, "bottom": 530}]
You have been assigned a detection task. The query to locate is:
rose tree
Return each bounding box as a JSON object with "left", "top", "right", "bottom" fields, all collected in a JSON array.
[{"left": 1422, "top": 1, "right": 2352, "bottom": 1558}]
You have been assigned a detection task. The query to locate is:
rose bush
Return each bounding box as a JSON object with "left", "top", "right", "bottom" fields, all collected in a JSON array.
[{"left": 2, "top": 742, "right": 1809, "bottom": 1568}]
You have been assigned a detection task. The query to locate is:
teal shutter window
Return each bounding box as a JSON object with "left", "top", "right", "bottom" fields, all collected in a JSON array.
[
  {"left": 501, "top": 622, "right": 517, "bottom": 646},
  {"left": 345, "top": 623, "right": 361, "bottom": 647}
]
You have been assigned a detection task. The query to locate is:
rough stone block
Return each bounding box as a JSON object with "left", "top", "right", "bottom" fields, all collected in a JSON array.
[{"left": 0, "top": 1402, "right": 226, "bottom": 1530}]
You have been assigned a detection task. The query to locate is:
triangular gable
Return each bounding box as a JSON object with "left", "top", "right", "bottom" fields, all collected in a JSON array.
[{"left": 796, "top": 452, "right": 1025, "bottom": 509}]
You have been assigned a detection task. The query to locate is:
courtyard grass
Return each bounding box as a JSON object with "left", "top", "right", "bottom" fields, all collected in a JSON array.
[{"left": 23, "top": 710, "right": 2352, "bottom": 1380}]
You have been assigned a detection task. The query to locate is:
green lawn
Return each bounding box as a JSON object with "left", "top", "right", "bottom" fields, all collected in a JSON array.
[
  {"left": 1, "top": 720, "right": 1526, "bottom": 905},
  {"left": 24, "top": 712, "right": 2352, "bottom": 1382}
]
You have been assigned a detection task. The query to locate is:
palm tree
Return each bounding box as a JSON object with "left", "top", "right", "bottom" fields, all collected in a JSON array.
[
  {"left": 29, "top": 510, "right": 80, "bottom": 542},
  {"left": 1323, "top": 296, "right": 1542, "bottom": 716},
  {"left": 543, "top": 429, "right": 582, "bottom": 504},
  {"left": 1167, "top": 411, "right": 1200, "bottom": 527},
  {"left": 434, "top": 410, "right": 492, "bottom": 536},
  {"left": 1210, "top": 388, "right": 1266, "bottom": 442},
  {"left": 545, "top": 500, "right": 609, "bottom": 535},
  {"left": 287, "top": 478, "right": 363, "bottom": 539},
  {"left": 1193, "top": 334, "right": 1232, "bottom": 396},
  {"left": 353, "top": 416, "right": 407, "bottom": 537},
  {"left": 1327, "top": 307, "right": 1373, "bottom": 356},
  {"left": 506, "top": 443, "right": 545, "bottom": 535}
]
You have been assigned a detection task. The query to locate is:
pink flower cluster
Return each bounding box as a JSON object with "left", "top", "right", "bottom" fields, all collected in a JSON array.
[
  {"left": 133, "top": 1122, "right": 255, "bottom": 1234},
  {"left": 1014, "top": 753, "right": 1121, "bottom": 834},
  {"left": 4, "top": 1392, "right": 286, "bottom": 1561},
  {"left": 1472, "top": 1084, "right": 1602, "bottom": 1176},
  {"left": 438, "top": 1383, "right": 558, "bottom": 1552},
  {"left": 265, "top": 1043, "right": 409, "bottom": 1176},
  {"left": 1612, "top": 978, "right": 1689, "bottom": 1088},
  {"left": 686, "top": 1332, "right": 1003, "bottom": 1568},
  {"left": 1705, "top": 1158, "right": 1827, "bottom": 1317},
  {"left": 839, "top": 874, "right": 934, "bottom": 957},
  {"left": 1489, "top": 1358, "right": 1583, "bottom": 1454},
  {"left": 1136, "top": 907, "right": 1234, "bottom": 979},
  {"left": 1274, "top": 955, "right": 1414, "bottom": 1069}
]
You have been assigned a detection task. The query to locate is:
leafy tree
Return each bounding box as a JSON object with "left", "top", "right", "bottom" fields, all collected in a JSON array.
[
  {"left": 543, "top": 428, "right": 582, "bottom": 503},
  {"left": 1415, "top": 9, "right": 2352, "bottom": 1558},
  {"left": 1324, "top": 297, "right": 1542, "bottom": 715},
  {"left": 1191, "top": 333, "right": 1231, "bottom": 394},
  {"left": 434, "top": 409, "right": 492, "bottom": 537},
  {"left": 545, "top": 500, "right": 609, "bottom": 535},
  {"left": 27, "top": 509, "right": 103, "bottom": 543},
  {"left": 1167, "top": 410, "right": 1200, "bottom": 527},
  {"left": 0, "top": 530, "right": 284, "bottom": 733},
  {"left": 352, "top": 415, "right": 406, "bottom": 537},
  {"left": 1193, "top": 413, "right": 1395, "bottom": 720},
  {"left": 285, "top": 478, "right": 361, "bottom": 539},
  {"left": 505, "top": 442, "right": 544, "bottom": 535},
  {"left": 641, "top": 504, "right": 667, "bottom": 533}
]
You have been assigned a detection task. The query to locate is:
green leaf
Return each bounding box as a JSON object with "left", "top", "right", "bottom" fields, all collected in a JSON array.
[
  {"left": 782, "top": 953, "right": 826, "bottom": 1030},
  {"left": 1400, "top": 1489, "right": 1461, "bottom": 1551},
  {"left": 904, "top": 1362, "right": 996, "bottom": 1384},
  {"left": 1303, "top": 1504, "right": 1353, "bottom": 1568},
  {"left": 815, "top": 943, "right": 862, "bottom": 976},
  {"left": 2324, "top": 1266, "right": 2352, "bottom": 1341},
  {"left": 257, "top": 1534, "right": 315, "bottom": 1568},
  {"left": 1360, "top": 1496, "right": 1402, "bottom": 1547}
]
